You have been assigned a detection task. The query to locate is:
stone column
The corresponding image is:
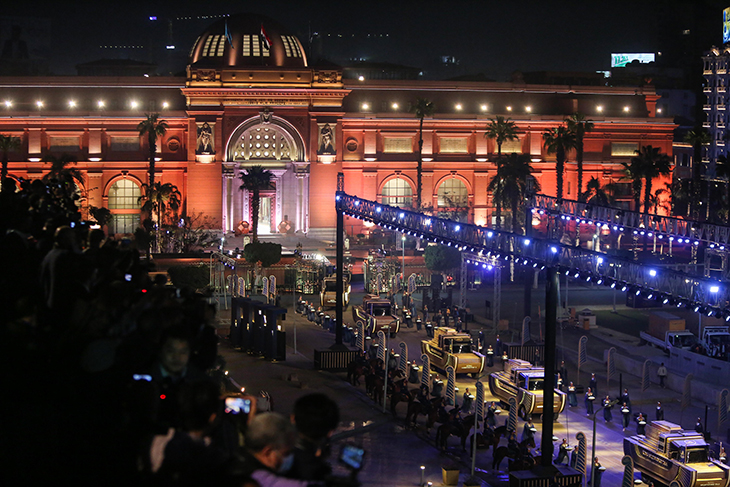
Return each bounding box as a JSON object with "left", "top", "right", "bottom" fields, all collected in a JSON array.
[{"left": 223, "top": 165, "right": 235, "bottom": 232}]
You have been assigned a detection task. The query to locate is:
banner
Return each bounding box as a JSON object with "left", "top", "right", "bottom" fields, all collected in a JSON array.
[
  {"left": 682, "top": 373, "right": 694, "bottom": 410},
  {"left": 408, "top": 273, "right": 416, "bottom": 294},
  {"left": 521, "top": 316, "right": 531, "bottom": 346},
  {"left": 356, "top": 321, "right": 365, "bottom": 351},
  {"left": 445, "top": 366, "right": 456, "bottom": 406},
  {"left": 578, "top": 336, "right": 588, "bottom": 366},
  {"left": 621, "top": 456, "right": 635, "bottom": 487},
  {"left": 508, "top": 397, "right": 518, "bottom": 432},
  {"left": 720, "top": 389, "right": 729, "bottom": 427},
  {"left": 641, "top": 360, "right": 652, "bottom": 392},
  {"left": 421, "top": 353, "right": 431, "bottom": 391},
  {"left": 262, "top": 276, "right": 269, "bottom": 297},
  {"left": 575, "top": 432, "right": 587, "bottom": 481},
  {"left": 475, "top": 381, "right": 485, "bottom": 421},
  {"left": 377, "top": 330, "right": 386, "bottom": 363},
  {"left": 398, "top": 342, "right": 408, "bottom": 375},
  {"left": 269, "top": 275, "right": 276, "bottom": 297},
  {"left": 238, "top": 276, "right": 245, "bottom": 296}
]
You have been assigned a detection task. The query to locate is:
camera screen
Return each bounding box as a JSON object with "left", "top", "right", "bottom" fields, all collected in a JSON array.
[
  {"left": 340, "top": 445, "right": 364, "bottom": 470},
  {"left": 225, "top": 397, "right": 251, "bottom": 414}
]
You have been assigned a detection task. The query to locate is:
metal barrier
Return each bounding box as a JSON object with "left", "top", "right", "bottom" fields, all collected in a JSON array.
[
  {"left": 506, "top": 344, "right": 545, "bottom": 363},
  {"left": 314, "top": 349, "right": 361, "bottom": 371},
  {"left": 509, "top": 466, "right": 582, "bottom": 486}
]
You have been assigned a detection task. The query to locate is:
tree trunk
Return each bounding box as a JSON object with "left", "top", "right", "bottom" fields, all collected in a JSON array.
[
  {"left": 643, "top": 179, "right": 653, "bottom": 214},
  {"left": 576, "top": 140, "right": 584, "bottom": 200},
  {"left": 148, "top": 133, "right": 156, "bottom": 189},
  {"left": 511, "top": 196, "right": 519, "bottom": 235},
  {"left": 556, "top": 150, "right": 565, "bottom": 200},
  {"left": 252, "top": 189, "right": 260, "bottom": 242}
]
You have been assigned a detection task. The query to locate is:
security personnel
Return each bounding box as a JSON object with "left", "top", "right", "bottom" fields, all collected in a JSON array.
[
  {"left": 656, "top": 401, "right": 664, "bottom": 421},
  {"left": 696, "top": 417, "right": 704, "bottom": 435},
  {"left": 486, "top": 344, "right": 495, "bottom": 367},
  {"left": 589, "top": 373, "right": 598, "bottom": 396}
]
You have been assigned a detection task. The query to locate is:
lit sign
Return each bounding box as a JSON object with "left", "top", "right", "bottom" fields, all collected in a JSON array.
[
  {"left": 610, "top": 53, "right": 656, "bottom": 68},
  {"left": 724, "top": 7, "right": 730, "bottom": 44}
]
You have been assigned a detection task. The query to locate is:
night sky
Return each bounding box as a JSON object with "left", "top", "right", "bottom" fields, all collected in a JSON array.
[{"left": 2, "top": 0, "right": 729, "bottom": 79}]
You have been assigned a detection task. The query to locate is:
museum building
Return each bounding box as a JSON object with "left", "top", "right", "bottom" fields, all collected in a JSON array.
[{"left": 0, "top": 14, "right": 675, "bottom": 240}]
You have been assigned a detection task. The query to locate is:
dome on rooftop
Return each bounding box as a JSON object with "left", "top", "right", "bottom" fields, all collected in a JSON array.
[{"left": 189, "top": 14, "right": 307, "bottom": 69}]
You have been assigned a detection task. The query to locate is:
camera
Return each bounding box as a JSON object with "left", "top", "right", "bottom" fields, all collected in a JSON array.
[
  {"left": 224, "top": 397, "right": 251, "bottom": 415},
  {"left": 339, "top": 445, "right": 364, "bottom": 471}
]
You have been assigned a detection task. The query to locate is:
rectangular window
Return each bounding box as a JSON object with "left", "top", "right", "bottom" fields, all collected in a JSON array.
[
  {"left": 383, "top": 137, "right": 413, "bottom": 153},
  {"left": 242, "top": 35, "right": 251, "bottom": 56},
  {"left": 611, "top": 142, "right": 638, "bottom": 157},
  {"left": 49, "top": 136, "right": 79, "bottom": 152},
  {"left": 111, "top": 136, "right": 140, "bottom": 152},
  {"left": 501, "top": 138, "right": 522, "bottom": 153},
  {"left": 439, "top": 137, "right": 468, "bottom": 154},
  {"left": 282, "top": 36, "right": 292, "bottom": 57},
  {"left": 252, "top": 36, "right": 260, "bottom": 56},
  {"left": 110, "top": 214, "right": 140, "bottom": 234}
]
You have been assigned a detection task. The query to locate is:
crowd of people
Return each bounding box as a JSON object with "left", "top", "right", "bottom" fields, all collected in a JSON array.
[{"left": 0, "top": 175, "right": 355, "bottom": 486}]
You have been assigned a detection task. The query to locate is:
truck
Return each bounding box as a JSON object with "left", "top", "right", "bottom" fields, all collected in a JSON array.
[
  {"left": 421, "top": 327, "right": 485, "bottom": 378},
  {"left": 488, "top": 359, "right": 566, "bottom": 420},
  {"left": 701, "top": 326, "right": 730, "bottom": 359},
  {"left": 640, "top": 330, "right": 698, "bottom": 353},
  {"left": 319, "top": 276, "right": 351, "bottom": 310},
  {"left": 624, "top": 420, "right": 730, "bottom": 487},
  {"left": 352, "top": 294, "right": 400, "bottom": 337}
]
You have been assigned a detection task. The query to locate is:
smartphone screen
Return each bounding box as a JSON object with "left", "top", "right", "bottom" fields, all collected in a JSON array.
[
  {"left": 340, "top": 445, "right": 364, "bottom": 470},
  {"left": 225, "top": 397, "right": 251, "bottom": 414}
]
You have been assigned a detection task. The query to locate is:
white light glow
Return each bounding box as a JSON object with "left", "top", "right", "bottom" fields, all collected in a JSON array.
[
  {"left": 480, "top": 104, "right": 488, "bottom": 111},
  {"left": 361, "top": 103, "right": 369, "bottom": 110},
  {"left": 130, "top": 100, "right": 139, "bottom": 108},
  {"left": 4, "top": 100, "right": 11, "bottom": 108},
  {"left": 506, "top": 106, "right": 512, "bottom": 111},
  {"left": 596, "top": 105, "right": 604, "bottom": 112},
  {"left": 162, "top": 101, "right": 169, "bottom": 108},
  {"left": 97, "top": 100, "right": 105, "bottom": 108},
  {"left": 68, "top": 100, "right": 76, "bottom": 108},
  {"left": 649, "top": 269, "right": 657, "bottom": 277},
  {"left": 358, "top": 75, "right": 364, "bottom": 81},
  {"left": 623, "top": 106, "right": 630, "bottom": 112},
  {"left": 36, "top": 100, "right": 44, "bottom": 108},
  {"left": 525, "top": 106, "right": 532, "bottom": 112},
  {"left": 391, "top": 102, "right": 399, "bottom": 109},
  {"left": 711, "top": 285, "right": 720, "bottom": 293},
  {"left": 455, "top": 103, "right": 462, "bottom": 110}
]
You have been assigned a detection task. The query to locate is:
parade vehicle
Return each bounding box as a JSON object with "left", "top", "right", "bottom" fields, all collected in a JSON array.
[
  {"left": 640, "top": 330, "right": 698, "bottom": 354},
  {"left": 420, "top": 327, "right": 485, "bottom": 377},
  {"left": 320, "top": 276, "right": 351, "bottom": 310},
  {"left": 488, "top": 359, "right": 566, "bottom": 420},
  {"left": 352, "top": 294, "right": 400, "bottom": 337},
  {"left": 624, "top": 420, "right": 730, "bottom": 487}
]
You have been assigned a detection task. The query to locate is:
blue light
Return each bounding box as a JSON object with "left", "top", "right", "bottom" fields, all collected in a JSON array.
[
  {"left": 711, "top": 285, "right": 720, "bottom": 293},
  {"left": 523, "top": 238, "right": 530, "bottom": 246},
  {"left": 354, "top": 200, "right": 360, "bottom": 206},
  {"left": 335, "top": 195, "right": 341, "bottom": 201},
  {"left": 399, "top": 212, "right": 404, "bottom": 219},
  {"left": 376, "top": 207, "right": 382, "bottom": 212},
  {"left": 149, "top": 16, "right": 157, "bottom": 20},
  {"left": 597, "top": 257, "right": 603, "bottom": 264},
  {"left": 550, "top": 246, "right": 558, "bottom": 254},
  {"left": 455, "top": 225, "right": 460, "bottom": 231},
  {"left": 649, "top": 269, "right": 657, "bottom": 277},
  {"left": 487, "top": 231, "right": 494, "bottom": 238},
  {"left": 424, "top": 218, "right": 431, "bottom": 225}
]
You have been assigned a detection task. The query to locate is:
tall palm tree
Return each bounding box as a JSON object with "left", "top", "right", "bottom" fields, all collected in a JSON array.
[
  {"left": 140, "top": 181, "right": 182, "bottom": 228},
  {"left": 683, "top": 128, "right": 710, "bottom": 219},
  {"left": 631, "top": 145, "right": 672, "bottom": 214},
  {"left": 239, "top": 165, "right": 274, "bottom": 242},
  {"left": 542, "top": 125, "right": 576, "bottom": 201},
  {"left": 488, "top": 153, "right": 539, "bottom": 234},
  {"left": 0, "top": 134, "right": 21, "bottom": 189},
  {"left": 485, "top": 116, "right": 518, "bottom": 228},
  {"left": 566, "top": 113, "right": 594, "bottom": 199},
  {"left": 621, "top": 158, "right": 644, "bottom": 213},
  {"left": 137, "top": 113, "right": 168, "bottom": 191},
  {"left": 410, "top": 98, "right": 435, "bottom": 211},
  {"left": 580, "top": 177, "right": 617, "bottom": 206}
]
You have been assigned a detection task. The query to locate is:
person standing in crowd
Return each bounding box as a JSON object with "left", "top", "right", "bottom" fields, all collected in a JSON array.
[
  {"left": 486, "top": 344, "right": 495, "bottom": 367},
  {"left": 423, "top": 304, "right": 429, "bottom": 322},
  {"left": 636, "top": 413, "right": 647, "bottom": 435},
  {"left": 486, "top": 402, "right": 499, "bottom": 428},
  {"left": 287, "top": 393, "right": 340, "bottom": 482},
  {"left": 657, "top": 363, "right": 668, "bottom": 389},
  {"left": 656, "top": 401, "right": 664, "bottom": 421},
  {"left": 602, "top": 395, "right": 613, "bottom": 423},
  {"left": 585, "top": 387, "right": 595, "bottom": 416},
  {"left": 567, "top": 382, "right": 578, "bottom": 407},
  {"left": 589, "top": 373, "right": 597, "bottom": 396},
  {"left": 522, "top": 418, "right": 536, "bottom": 444},
  {"left": 620, "top": 388, "right": 631, "bottom": 411},
  {"left": 591, "top": 457, "right": 605, "bottom": 487},
  {"left": 555, "top": 438, "right": 569, "bottom": 465},
  {"left": 621, "top": 403, "right": 631, "bottom": 432},
  {"left": 501, "top": 351, "right": 509, "bottom": 369},
  {"left": 462, "top": 388, "right": 473, "bottom": 413},
  {"left": 696, "top": 417, "right": 704, "bottom": 435}
]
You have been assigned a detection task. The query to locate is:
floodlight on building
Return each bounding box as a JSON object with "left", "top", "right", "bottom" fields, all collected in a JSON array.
[
  {"left": 391, "top": 102, "right": 399, "bottom": 110},
  {"left": 657, "top": 108, "right": 662, "bottom": 114},
  {"left": 711, "top": 285, "right": 720, "bottom": 293},
  {"left": 97, "top": 100, "right": 105, "bottom": 108},
  {"left": 596, "top": 105, "right": 604, "bottom": 112},
  {"left": 480, "top": 104, "right": 488, "bottom": 111},
  {"left": 455, "top": 103, "right": 463, "bottom": 110},
  {"left": 4, "top": 100, "right": 11, "bottom": 108},
  {"left": 361, "top": 102, "right": 369, "bottom": 110},
  {"left": 162, "top": 101, "right": 169, "bottom": 108},
  {"left": 358, "top": 75, "right": 364, "bottom": 81},
  {"left": 36, "top": 100, "right": 44, "bottom": 108},
  {"left": 130, "top": 100, "right": 139, "bottom": 108},
  {"left": 525, "top": 106, "right": 532, "bottom": 112},
  {"left": 506, "top": 106, "right": 512, "bottom": 112},
  {"left": 68, "top": 100, "right": 76, "bottom": 108},
  {"left": 623, "top": 106, "right": 630, "bottom": 112}
]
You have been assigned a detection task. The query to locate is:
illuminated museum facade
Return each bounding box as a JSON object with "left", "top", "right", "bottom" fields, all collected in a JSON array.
[{"left": 0, "top": 15, "right": 675, "bottom": 239}]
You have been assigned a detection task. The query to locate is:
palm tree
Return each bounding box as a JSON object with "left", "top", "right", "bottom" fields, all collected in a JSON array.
[
  {"left": 488, "top": 153, "right": 539, "bottom": 234},
  {"left": 140, "top": 181, "right": 182, "bottom": 228},
  {"left": 410, "top": 98, "right": 435, "bottom": 210},
  {"left": 580, "top": 177, "right": 617, "bottom": 206},
  {"left": 485, "top": 116, "right": 518, "bottom": 228},
  {"left": 0, "top": 134, "right": 21, "bottom": 189},
  {"left": 566, "top": 113, "right": 594, "bottom": 199},
  {"left": 137, "top": 113, "right": 168, "bottom": 191},
  {"left": 684, "top": 128, "right": 710, "bottom": 219},
  {"left": 239, "top": 165, "right": 274, "bottom": 242},
  {"left": 542, "top": 125, "right": 576, "bottom": 201},
  {"left": 621, "top": 158, "right": 644, "bottom": 213},
  {"left": 42, "top": 154, "right": 84, "bottom": 188},
  {"left": 631, "top": 145, "right": 672, "bottom": 214}
]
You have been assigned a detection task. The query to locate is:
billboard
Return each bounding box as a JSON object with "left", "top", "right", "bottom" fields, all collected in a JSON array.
[
  {"left": 724, "top": 7, "right": 730, "bottom": 44},
  {"left": 611, "top": 53, "right": 655, "bottom": 68}
]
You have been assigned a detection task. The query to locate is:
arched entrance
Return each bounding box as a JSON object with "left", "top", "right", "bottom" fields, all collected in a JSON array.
[{"left": 222, "top": 113, "right": 308, "bottom": 234}]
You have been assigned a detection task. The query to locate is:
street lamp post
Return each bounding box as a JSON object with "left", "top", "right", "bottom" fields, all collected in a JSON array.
[
  {"left": 401, "top": 232, "right": 406, "bottom": 291},
  {"left": 591, "top": 399, "right": 618, "bottom": 487}
]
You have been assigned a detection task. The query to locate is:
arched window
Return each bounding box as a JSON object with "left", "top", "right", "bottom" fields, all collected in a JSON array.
[
  {"left": 382, "top": 178, "right": 413, "bottom": 207},
  {"left": 229, "top": 124, "right": 296, "bottom": 162},
  {"left": 437, "top": 178, "right": 468, "bottom": 208},
  {"left": 108, "top": 179, "right": 141, "bottom": 235}
]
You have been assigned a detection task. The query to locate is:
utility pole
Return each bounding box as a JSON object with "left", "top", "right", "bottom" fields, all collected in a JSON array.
[{"left": 541, "top": 265, "right": 559, "bottom": 467}]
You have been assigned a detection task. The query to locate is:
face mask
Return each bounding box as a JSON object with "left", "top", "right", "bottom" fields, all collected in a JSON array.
[{"left": 278, "top": 452, "right": 294, "bottom": 474}]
